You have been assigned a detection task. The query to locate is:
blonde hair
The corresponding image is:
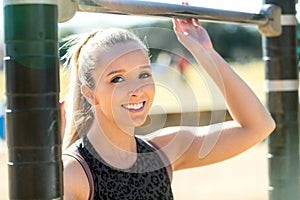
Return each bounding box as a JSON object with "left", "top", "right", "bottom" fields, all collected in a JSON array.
[{"left": 62, "top": 28, "right": 148, "bottom": 149}]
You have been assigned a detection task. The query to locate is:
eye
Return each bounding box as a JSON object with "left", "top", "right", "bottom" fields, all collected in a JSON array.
[
  {"left": 139, "top": 72, "right": 152, "bottom": 79},
  {"left": 111, "top": 76, "right": 125, "bottom": 83}
]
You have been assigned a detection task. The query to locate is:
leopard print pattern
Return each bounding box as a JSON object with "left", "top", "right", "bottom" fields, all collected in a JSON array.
[{"left": 77, "top": 136, "right": 174, "bottom": 200}]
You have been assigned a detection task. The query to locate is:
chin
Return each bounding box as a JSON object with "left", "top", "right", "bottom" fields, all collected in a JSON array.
[
  {"left": 131, "top": 116, "right": 148, "bottom": 127},
  {"left": 133, "top": 119, "right": 147, "bottom": 127},
  {"left": 117, "top": 116, "right": 147, "bottom": 128}
]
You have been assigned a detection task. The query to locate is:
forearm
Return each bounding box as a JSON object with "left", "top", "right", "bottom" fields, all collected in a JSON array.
[{"left": 192, "top": 47, "right": 275, "bottom": 132}]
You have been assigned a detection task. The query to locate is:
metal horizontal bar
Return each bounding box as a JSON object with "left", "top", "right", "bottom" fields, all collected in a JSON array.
[{"left": 76, "top": 0, "right": 269, "bottom": 26}]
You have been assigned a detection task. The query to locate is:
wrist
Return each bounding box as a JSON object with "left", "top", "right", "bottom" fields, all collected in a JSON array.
[{"left": 190, "top": 46, "right": 216, "bottom": 61}]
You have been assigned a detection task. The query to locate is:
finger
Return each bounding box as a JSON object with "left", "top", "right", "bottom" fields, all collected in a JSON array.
[
  {"left": 59, "top": 101, "right": 66, "bottom": 123},
  {"left": 192, "top": 18, "right": 201, "bottom": 27},
  {"left": 182, "top": 18, "right": 194, "bottom": 23},
  {"left": 173, "top": 18, "right": 186, "bottom": 29},
  {"left": 174, "top": 17, "right": 190, "bottom": 24},
  {"left": 173, "top": 18, "right": 188, "bottom": 33},
  {"left": 172, "top": 18, "right": 180, "bottom": 30}
]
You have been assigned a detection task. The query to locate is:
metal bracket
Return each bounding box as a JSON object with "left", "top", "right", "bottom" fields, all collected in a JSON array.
[
  {"left": 57, "top": 0, "right": 78, "bottom": 23},
  {"left": 258, "top": 4, "right": 282, "bottom": 37}
]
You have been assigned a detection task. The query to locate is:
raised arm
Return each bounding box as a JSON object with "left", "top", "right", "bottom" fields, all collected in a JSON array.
[
  {"left": 149, "top": 18, "right": 276, "bottom": 170},
  {"left": 173, "top": 18, "right": 275, "bottom": 133}
]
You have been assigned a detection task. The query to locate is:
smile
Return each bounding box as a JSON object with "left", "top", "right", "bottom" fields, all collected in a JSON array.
[{"left": 122, "top": 101, "right": 145, "bottom": 111}]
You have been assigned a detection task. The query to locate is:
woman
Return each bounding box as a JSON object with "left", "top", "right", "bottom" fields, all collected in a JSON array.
[{"left": 62, "top": 18, "right": 275, "bottom": 199}]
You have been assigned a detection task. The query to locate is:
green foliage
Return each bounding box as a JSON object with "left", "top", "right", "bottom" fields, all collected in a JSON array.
[
  {"left": 58, "top": 20, "right": 262, "bottom": 63},
  {"left": 130, "top": 20, "right": 191, "bottom": 62},
  {"left": 205, "top": 24, "right": 262, "bottom": 61},
  {"left": 58, "top": 28, "right": 76, "bottom": 62},
  {"left": 131, "top": 20, "right": 262, "bottom": 62}
]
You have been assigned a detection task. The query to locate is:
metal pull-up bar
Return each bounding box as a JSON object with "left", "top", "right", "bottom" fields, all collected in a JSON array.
[{"left": 58, "top": 0, "right": 282, "bottom": 37}]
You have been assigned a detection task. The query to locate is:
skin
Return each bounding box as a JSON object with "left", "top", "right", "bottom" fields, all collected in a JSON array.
[{"left": 63, "top": 19, "right": 276, "bottom": 199}]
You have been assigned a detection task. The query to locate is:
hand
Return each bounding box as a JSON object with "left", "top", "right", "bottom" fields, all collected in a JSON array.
[{"left": 172, "top": 18, "right": 214, "bottom": 52}]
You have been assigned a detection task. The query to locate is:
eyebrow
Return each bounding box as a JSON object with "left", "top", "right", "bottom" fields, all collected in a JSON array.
[
  {"left": 140, "top": 65, "right": 151, "bottom": 70},
  {"left": 106, "top": 69, "right": 126, "bottom": 77},
  {"left": 106, "top": 65, "right": 151, "bottom": 77}
]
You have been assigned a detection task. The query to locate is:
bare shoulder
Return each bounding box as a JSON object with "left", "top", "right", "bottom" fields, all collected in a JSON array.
[
  {"left": 155, "top": 125, "right": 217, "bottom": 169},
  {"left": 63, "top": 155, "right": 90, "bottom": 200},
  {"left": 142, "top": 126, "right": 197, "bottom": 148},
  {"left": 141, "top": 127, "right": 197, "bottom": 163}
]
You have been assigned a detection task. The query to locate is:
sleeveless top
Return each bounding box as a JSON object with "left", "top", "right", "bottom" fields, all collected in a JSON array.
[{"left": 75, "top": 136, "right": 174, "bottom": 200}]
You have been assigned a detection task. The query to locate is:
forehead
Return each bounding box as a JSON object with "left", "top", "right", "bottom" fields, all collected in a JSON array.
[
  {"left": 94, "top": 41, "right": 150, "bottom": 77},
  {"left": 102, "top": 41, "right": 147, "bottom": 63}
]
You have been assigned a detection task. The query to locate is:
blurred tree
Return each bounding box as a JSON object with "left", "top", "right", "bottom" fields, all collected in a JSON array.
[
  {"left": 206, "top": 24, "right": 262, "bottom": 62},
  {"left": 130, "top": 20, "right": 190, "bottom": 63},
  {"left": 130, "top": 20, "right": 262, "bottom": 62},
  {"left": 58, "top": 28, "right": 76, "bottom": 63},
  {"left": 58, "top": 19, "right": 262, "bottom": 64}
]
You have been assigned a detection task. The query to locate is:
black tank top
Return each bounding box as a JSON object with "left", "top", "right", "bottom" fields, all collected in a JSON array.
[{"left": 77, "top": 136, "right": 174, "bottom": 200}]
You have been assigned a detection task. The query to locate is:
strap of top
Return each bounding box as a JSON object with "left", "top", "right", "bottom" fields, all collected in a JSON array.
[
  {"left": 63, "top": 145, "right": 95, "bottom": 200},
  {"left": 142, "top": 139, "right": 173, "bottom": 182}
]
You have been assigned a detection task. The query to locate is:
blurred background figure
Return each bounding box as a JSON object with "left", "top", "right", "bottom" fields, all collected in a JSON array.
[
  {"left": 174, "top": 53, "right": 189, "bottom": 81},
  {"left": 0, "top": 100, "right": 5, "bottom": 140}
]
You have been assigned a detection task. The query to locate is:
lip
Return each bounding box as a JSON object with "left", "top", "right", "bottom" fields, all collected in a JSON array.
[{"left": 121, "top": 101, "right": 146, "bottom": 113}]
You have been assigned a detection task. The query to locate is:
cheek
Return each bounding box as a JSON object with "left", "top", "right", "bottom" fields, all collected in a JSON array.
[
  {"left": 97, "top": 85, "right": 125, "bottom": 113},
  {"left": 145, "top": 82, "right": 156, "bottom": 99},
  {"left": 94, "top": 85, "right": 114, "bottom": 112}
]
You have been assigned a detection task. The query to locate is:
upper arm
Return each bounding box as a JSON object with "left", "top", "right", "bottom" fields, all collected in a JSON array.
[
  {"left": 63, "top": 155, "right": 90, "bottom": 200},
  {"left": 149, "top": 120, "right": 273, "bottom": 171}
]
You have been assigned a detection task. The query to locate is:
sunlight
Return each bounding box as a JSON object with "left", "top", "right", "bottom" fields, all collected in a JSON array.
[{"left": 145, "top": 0, "right": 263, "bottom": 12}]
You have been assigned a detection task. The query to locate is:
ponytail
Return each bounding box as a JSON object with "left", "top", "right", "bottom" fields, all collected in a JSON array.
[{"left": 61, "top": 30, "right": 98, "bottom": 149}]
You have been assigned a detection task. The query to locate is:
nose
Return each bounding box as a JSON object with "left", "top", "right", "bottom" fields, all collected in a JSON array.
[{"left": 129, "top": 86, "right": 143, "bottom": 97}]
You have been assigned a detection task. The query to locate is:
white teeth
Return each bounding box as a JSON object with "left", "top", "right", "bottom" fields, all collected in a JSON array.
[{"left": 124, "top": 102, "right": 144, "bottom": 110}]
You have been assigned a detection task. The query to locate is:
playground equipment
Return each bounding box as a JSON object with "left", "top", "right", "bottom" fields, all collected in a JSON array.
[
  {"left": 59, "top": 0, "right": 282, "bottom": 37},
  {"left": 3, "top": 0, "right": 299, "bottom": 199}
]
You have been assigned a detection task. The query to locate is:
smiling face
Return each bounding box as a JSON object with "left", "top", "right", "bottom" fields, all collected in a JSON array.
[{"left": 90, "top": 41, "right": 155, "bottom": 129}]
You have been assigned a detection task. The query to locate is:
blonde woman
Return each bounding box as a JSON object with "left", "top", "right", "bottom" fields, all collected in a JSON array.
[{"left": 62, "top": 18, "right": 275, "bottom": 199}]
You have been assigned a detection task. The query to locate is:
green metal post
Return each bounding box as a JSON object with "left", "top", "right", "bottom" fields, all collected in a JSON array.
[
  {"left": 263, "top": 0, "right": 300, "bottom": 199},
  {"left": 4, "top": 0, "right": 63, "bottom": 199}
]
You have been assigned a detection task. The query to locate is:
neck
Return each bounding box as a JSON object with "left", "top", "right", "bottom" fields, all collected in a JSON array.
[{"left": 86, "top": 120, "right": 137, "bottom": 169}]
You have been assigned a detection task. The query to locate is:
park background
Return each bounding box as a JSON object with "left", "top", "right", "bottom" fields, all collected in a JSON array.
[{"left": 0, "top": 0, "right": 300, "bottom": 199}]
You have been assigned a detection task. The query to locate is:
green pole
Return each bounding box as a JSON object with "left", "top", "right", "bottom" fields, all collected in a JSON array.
[
  {"left": 4, "top": 0, "right": 62, "bottom": 199},
  {"left": 263, "top": 0, "right": 300, "bottom": 199}
]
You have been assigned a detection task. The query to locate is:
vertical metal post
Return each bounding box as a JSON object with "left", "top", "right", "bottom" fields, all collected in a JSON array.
[
  {"left": 4, "top": 0, "right": 63, "bottom": 199},
  {"left": 263, "top": 0, "right": 300, "bottom": 199}
]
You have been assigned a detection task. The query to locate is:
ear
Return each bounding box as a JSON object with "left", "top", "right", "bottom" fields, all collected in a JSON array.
[{"left": 81, "top": 85, "right": 97, "bottom": 105}]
